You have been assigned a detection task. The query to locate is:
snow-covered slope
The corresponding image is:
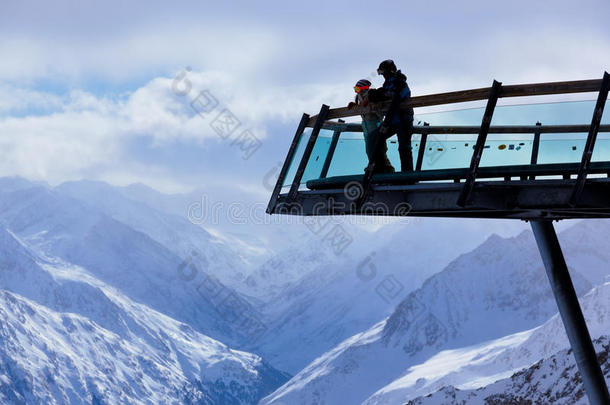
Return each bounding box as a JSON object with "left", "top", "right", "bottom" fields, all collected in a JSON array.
[
  {"left": 364, "top": 282, "right": 610, "bottom": 404},
  {"left": 260, "top": 228, "right": 598, "bottom": 405},
  {"left": 56, "top": 180, "right": 252, "bottom": 294},
  {"left": 0, "top": 182, "right": 262, "bottom": 348},
  {"left": 0, "top": 224, "right": 288, "bottom": 404},
  {"left": 0, "top": 288, "right": 286, "bottom": 405},
  {"left": 405, "top": 335, "right": 609, "bottom": 405}
]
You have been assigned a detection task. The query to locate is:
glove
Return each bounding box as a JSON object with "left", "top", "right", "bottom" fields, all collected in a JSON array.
[{"left": 347, "top": 101, "right": 356, "bottom": 109}]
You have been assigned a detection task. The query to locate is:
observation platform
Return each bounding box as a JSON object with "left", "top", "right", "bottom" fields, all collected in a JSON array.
[{"left": 267, "top": 74, "right": 610, "bottom": 220}]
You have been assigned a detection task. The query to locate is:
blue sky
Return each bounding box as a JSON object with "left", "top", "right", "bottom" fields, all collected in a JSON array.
[{"left": 0, "top": 0, "right": 609, "bottom": 200}]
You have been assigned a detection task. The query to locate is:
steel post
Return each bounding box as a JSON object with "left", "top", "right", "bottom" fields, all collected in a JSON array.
[{"left": 530, "top": 220, "right": 609, "bottom": 405}]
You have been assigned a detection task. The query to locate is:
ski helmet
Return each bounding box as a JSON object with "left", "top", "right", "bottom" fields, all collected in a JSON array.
[
  {"left": 377, "top": 59, "right": 397, "bottom": 75},
  {"left": 354, "top": 79, "right": 371, "bottom": 93}
]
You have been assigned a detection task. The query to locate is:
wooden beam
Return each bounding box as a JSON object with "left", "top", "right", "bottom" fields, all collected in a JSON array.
[
  {"left": 323, "top": 123, "right": 610, "bottom": 135},
  {"left": 307, "top": 78, "right": 603, "bottom": 126},
  {"left": 415, "top": 124, "right": 610, "bottom": 134}
]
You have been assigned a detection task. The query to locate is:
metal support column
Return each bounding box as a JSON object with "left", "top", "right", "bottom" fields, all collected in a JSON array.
[{"left": 530, "top": 220, "right": 610, "bottom": 405}]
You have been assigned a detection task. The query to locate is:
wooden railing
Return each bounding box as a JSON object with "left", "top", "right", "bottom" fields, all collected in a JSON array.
[{"left": 307, "top": 78, "right": 604, "bottom": 127}]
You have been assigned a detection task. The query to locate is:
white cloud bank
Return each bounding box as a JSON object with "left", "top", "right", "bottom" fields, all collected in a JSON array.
[{"left": 0, "top": 0, "right": 608, "bottom": 193}]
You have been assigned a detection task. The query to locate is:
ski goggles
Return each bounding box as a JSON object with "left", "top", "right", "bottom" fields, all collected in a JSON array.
[{"left": 354, "top": 85, "right": 369, "bottom": 93}]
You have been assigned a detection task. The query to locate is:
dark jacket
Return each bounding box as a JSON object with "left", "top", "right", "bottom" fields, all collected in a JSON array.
[{"left": 368, "top": 70, "right": 413, "bottom": 125}]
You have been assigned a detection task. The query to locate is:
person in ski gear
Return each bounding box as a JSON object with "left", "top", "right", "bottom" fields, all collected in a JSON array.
[
  {"left": 347, "top": 79, "right": 395, "bottom": 173},
  {"left": 367, "top": 59, "right": 414, "bottom": 172}
]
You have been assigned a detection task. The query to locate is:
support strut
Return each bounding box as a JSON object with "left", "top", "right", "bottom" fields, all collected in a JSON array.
[{"left": 530, "top": 220, "right": 609, "bottom": 405}]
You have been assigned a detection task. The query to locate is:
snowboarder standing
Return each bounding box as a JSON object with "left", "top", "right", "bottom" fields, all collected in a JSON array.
[
  {"left": 367, "top": 59, "right": 414, "bottom": 172},
  {"left": 348, "top": 79, "right": 395, "bottom": 173}
]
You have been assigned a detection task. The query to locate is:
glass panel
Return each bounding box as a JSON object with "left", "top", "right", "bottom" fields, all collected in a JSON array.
[
  {"left": 326, "top": 132, "right": 368, "bottom": 177},
  {"left": 534, "top": 135, "right": 586, "bottom": 164},
  {"left": 412, "top": 107, "right": 485, "bottom": 170},
  {"left": 492, "top": 99, "right": 609, "bottom": 126},
  {"left": 281, "top": 129, "right": 310, "bottom": 188},
  {"left": 485, "top": 99, "right": 610, "bottom": 165},
  {"left": 417, "top": 135, "right": 476, "bottom": 170},
  {"left": 479, "top": 136, "right": 533, "bottom": 167},
  {"left": 302, "top": 129, "right": 334, "bottom": 183},
  {"left": 414, "top": 107, "right": 485, "bottom": 127},
  {"left": 281, "top": 129, "right": 335, "bottom": 187},
  {"left": 592, "top": 134, "right": 610, "bottom": 162}
]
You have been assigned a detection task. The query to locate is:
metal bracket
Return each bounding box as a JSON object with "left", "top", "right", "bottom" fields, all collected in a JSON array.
[
  {"left": 457, "top": 80, "right": 503, "bottom": 207},
  {"left": 569, "top": 71, "right": 610, "bottom": 206},
  {"left": 288, "top": 105, "right": 330, "bottom": 201},
  {"left": 415, "top": 122, "right": 429, "bottom": 171},
  {"left": 266, "top": 113, "right": 310, "bottom": 213},
  {"left": 320, "top": 119, "right": 344, "bottom": 179},
  {"left": 529, "top": 121, "right": 542, "bottom": 180}
]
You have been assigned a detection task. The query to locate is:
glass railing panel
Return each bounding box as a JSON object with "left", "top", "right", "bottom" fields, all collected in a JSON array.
[
  {"left": 412, "top": 107, "right": 486, "bottom": 170},
  {"left": 417, "top": 135, "right": 477, "bottom": 170},
  {"left": 494, "top": 99, "right": 610, "bottom": 125},
  {"left": 591, "top": 134, "right": 610, "bottom": 162},
  {"left": 301, "top": 129, "right": 334, "bottom": 183},
  {"left": 414, "top": 107, "right": 485, "bottom": 127},
  {"left": 492, "top": 100, "right": 599, "bottom": 126},
  {"left": 298, "top": 99, "right": 610, "bottom": 183},
  {"left": 281, "top": 129, "right": 310, "bottom": 188},
  {"left": 479, "top": 136, "right": 534, "bottom": 167},
  {"left": 537, "top": 135, "right": 587, "bottom": 164},
  {"left": 281, "top": 129, "right": 335, "bottom": 187},
  {"left": 326, "top": 132, "right": 368, "bottom": 177}
]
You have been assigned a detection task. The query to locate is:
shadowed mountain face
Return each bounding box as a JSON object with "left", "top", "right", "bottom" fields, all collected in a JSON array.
[{"left": 260, "top": 223, "right": 607, "bottom": 405}]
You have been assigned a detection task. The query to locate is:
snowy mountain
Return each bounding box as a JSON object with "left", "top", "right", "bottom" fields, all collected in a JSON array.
[
  {"left": 405, "top": 335, "right": 609, "bottom": 405},
  {"left": 116, "top": 181, "right": 324, "bottom": 269},
  {"left": 364, "top": 282, "right": 610, "bottom": 404},
  {"left": 0, "top": 183, "right": 262, "bottom": 347},
  {"left": 0, "top": 224, "right": 288, "bottom": 404},
  {"left": 56, "top": 180, "right": 252, "bottom": 294},
  {"left": 260, "top": 225, "right": 602, "bottom": 405}
]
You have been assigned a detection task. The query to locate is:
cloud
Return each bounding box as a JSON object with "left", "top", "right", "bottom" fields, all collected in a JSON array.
[
  {"left": 0, "top": 0, "right": 608, "bottom": 194},
  {"left": 0, "top": 68, "right": 357, "bottom": 191}
]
